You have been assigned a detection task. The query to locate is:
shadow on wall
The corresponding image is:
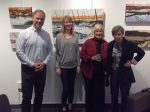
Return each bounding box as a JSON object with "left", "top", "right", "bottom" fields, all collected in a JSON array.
[
  {"left": 43, "top": 52, "right": 85, "bottom": 104},
  {"left": 43, "top": 53, "right": 62, "bottom": 103},
  {"left": 74, "top": 73, "right": 85, "bottom": 103},
  {"left": 130, "top": 67, "right": 148, "bottom": 94}
]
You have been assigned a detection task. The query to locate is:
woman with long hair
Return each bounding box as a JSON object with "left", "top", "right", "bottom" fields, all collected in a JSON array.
[{"left": 55, "top": 15, "right": 80, "bottom": 112}]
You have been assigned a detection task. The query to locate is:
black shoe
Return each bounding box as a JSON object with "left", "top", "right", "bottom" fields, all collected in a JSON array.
[
  {"left": 68, "top": 104, "right": 72, "bottom": 112},
  {"left": 62, "top": 106, "right": 67, "bottom": 112}
]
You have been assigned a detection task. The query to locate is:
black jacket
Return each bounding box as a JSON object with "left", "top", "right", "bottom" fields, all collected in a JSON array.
[{"left": 107, "top": 38, "right": 145, "bottom": 84}]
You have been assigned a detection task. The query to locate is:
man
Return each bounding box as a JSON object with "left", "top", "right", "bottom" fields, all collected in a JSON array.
[{"left": 16, "top": 9, "right": 53, "bottom": 112}]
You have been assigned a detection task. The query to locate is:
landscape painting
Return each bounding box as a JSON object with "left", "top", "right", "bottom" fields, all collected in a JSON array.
[
  {"left": 125, "top": 30, "right": 150, "bottom": 49},
  {"left": 51, "top": 9, "right": 105, "bottom": 45},
  {"left": 9, "top": 7, "right": 32, "bottom": 28},
  {"left": 125, "top": 4, "right": 150, "bottom": 25},
  {"left": 10, "top": 32, "right": 19, "bottom": 51}
]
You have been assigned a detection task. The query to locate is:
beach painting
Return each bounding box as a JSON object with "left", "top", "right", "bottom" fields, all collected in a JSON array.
[
  {"left": 125, "top": 30, "right": 150, "bottom": 49},
  {"left": 125, "top": 4, "right": 150, "bottom": 25},
  {"left": 9, "top": 7, "right": 32, "bottom": 28},
  {"left": 51, "top": 9, "right": 105, "bottom": 45},
  {"left": 10, "top": 32, "right": 19, "bottom": 51}
]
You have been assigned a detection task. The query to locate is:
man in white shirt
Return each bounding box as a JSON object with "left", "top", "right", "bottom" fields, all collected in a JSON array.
[{"left": 16, "top": 9, "right": 53, "bottom": 112}]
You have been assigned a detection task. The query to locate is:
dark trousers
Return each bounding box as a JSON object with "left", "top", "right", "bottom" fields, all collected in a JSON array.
[
  {"left": 110, "top": 70, "right": 131, "bottom": 112},
  {"left": 84, "top": 63, "right": 105, "bottom": 112},
  {"left": 60, "top": 67, "right": 76, "bottom": 106},
  {"left": 21, "top": 64, "right": 46, "bottom": 112}
]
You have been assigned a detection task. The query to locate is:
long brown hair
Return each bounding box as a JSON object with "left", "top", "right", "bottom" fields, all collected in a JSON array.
[{"left": 61, "top": 15, "right": 75, "bottom": 37}]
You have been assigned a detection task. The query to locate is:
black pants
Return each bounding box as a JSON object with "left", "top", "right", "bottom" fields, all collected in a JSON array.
[
  {"left": 60, "top": 67, "right": 76, "bottom": 107},
  {"left": 84, "top": 63, "right": 105, "bottom": 112},
  {"left": 110, "top": 70, "right": 131, "bottom": 112},
  {"left": 21, "top": 64, "right": 46, "bottom": 112}
]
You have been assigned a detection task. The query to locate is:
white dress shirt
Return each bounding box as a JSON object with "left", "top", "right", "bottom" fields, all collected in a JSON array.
[{"left": 16, "top": 26, "right": 53, "bottom": 67}]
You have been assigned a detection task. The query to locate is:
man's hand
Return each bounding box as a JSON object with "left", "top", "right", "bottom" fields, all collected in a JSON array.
[{"left": 33, "top": 62, "right": 45, "bottom": 71}]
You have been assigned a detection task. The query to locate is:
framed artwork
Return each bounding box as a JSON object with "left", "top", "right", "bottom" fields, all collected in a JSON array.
[
  {"left": 125, "top": 4, "right": 150, "bottom": 25},
  {"left": 51, "top": 9, "right": 105, "bottom": 45},
  {"left": 125, "top": 30, "right": 150, "bottom": 49},
  {"left": 10, "top": 32, "right": 19, "bottom": 51},
  {"left": 8, "top": 7, "right": 32, "bottom": 28}
]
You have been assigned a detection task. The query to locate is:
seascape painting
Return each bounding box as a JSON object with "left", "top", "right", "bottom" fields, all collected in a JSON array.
[
  {"left": 125, "top": 4, "right": 150, "bottom": 25},
  {"left": 9, "top": 7, "right": 32, "bottom": 28},
  {"left": 125, "top": 30, "right": 150, "bottom": 49},
  {"left": 51, "top": 9, "right": 105, "bottom": 45},
  {"left": 10, "top": 32, "right": 19, "bottom": 51}
]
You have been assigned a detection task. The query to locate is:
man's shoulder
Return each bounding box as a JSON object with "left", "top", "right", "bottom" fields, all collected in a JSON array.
[
  {"left": 41, "top": 29, "right": 50, "bottom": 37},
  {"left": 41, "top": 28, "right": 48, "bottom": 33},
  {"left": 20, "top": 26, "right": 32, "bottom": 33}
]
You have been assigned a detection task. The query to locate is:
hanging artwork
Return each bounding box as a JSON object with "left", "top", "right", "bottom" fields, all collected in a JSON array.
[
  {"left": 8, "top": 7, "right": 32, "bottom": 28},
  {"left": 125, "top": 30, "right": 150, "bottom": 49},
  {"left": 51, "top": 9, "right": 105, "bottom": 45},
  {"left": 125, "top": 4, "right": 150, "bottom": 25},
  {"left": 10, "top": 32, "right": 19, "bottom": 51}
]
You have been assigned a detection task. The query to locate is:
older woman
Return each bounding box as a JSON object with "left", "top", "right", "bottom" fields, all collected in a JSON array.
[
  {"left": 80, "top": 24, "right": 108, "bottom": 112},
  {"left": 107, "top": 25, "right": 145, "bottom": 112}
]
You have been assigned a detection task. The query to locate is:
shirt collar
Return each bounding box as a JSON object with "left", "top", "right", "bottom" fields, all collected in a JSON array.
[{"left": 31, "top": 25, "right": 41, "bottom": 33}]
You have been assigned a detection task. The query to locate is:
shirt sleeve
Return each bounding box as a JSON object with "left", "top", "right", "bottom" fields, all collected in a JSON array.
[
  {"left": 132, "top": 42, "right": 145, "bottom": 63},
  {"left": 131, "top": 58, "right": 138, "bottom": 65},
  {"left": 16, "top": 31, "right": 34, "bottom": 67}
]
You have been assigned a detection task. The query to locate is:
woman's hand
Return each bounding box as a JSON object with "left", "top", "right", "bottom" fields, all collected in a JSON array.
[
  {"left": 91, "top": 54, "right": 101, "bottom": 62},
  {"left": 124, "top": 60, "right": 132, "bottom": 67},
  {"left": 76, "top": 66, "right": 80, "bottom": 75},
  {"left": 56, "top": 67, "right": 61, "bottom": 76}
]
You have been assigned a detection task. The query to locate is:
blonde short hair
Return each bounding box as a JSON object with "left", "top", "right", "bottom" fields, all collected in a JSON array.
[{"left": 93, "top": 24, "right": 104, "bottom": 33}]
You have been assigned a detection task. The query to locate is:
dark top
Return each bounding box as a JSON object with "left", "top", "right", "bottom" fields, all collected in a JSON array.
[
  {"left": 107, "top": 38, "right": 145, "bottom": 84},
  {"left": 80, "top": 38, "right": 108, "bottom": 79}
]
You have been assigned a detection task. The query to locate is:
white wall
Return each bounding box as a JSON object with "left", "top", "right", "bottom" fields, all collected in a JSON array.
[{"left": 0, "top": 0, "right": 150, "bottom": 104}]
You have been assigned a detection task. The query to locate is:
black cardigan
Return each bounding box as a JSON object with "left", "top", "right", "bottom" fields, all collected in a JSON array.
[{"left": 107, "top": 38, "right": 145, "bottom": 84}]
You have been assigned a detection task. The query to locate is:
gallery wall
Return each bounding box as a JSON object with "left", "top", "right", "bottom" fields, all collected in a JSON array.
[{"left": 0, "top": 0, "right": 150, "bottom": 104}]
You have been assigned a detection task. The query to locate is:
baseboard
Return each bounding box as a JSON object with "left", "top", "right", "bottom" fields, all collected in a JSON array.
[
  {"left": 10, "top": 104, "right": 84, "bottom": 108},
  {"left": 11, "top": 103, "right": 111, "bottom": 109}
]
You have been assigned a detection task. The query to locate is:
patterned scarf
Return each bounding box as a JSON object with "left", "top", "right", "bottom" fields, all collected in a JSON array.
[{"left": 112, "top": 42, "right": 122, "bottom": 70}]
